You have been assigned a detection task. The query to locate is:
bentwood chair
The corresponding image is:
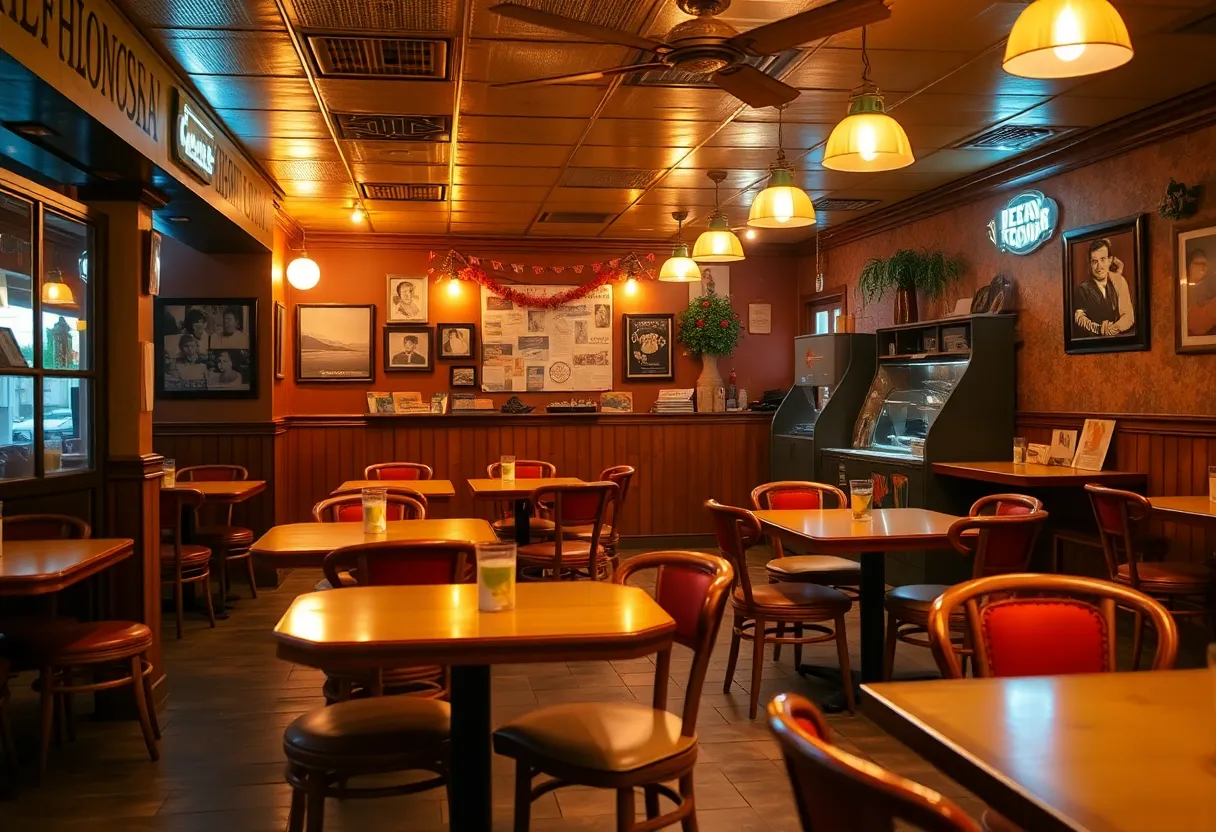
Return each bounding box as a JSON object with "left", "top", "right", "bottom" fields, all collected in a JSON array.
[
  {"left": 1086, "top": 485, "right": 1214, "bottom": 668},
  {"left": 883, "top": 495, "right": 1045, "bottom": 680},
  {"left": 310, "top": 492, "right": 427, "bottom": 523},
  {"left": 4, "top": 514, "right": 91, "bottom": 540},
  {"left": 564, "top": 465, "right": 634, "bottom": 566},
  {"left": 160, "top": 488, "right": 216, "bottom": 640},
  {"left": 516, "top": 481, "right": 618, "bottom": 580},
  {"left": 364, "top": 462, "right": 434, "bottom": 480},
  {"left": 707, "top": 500, "right": 855, "bottom": 717},
  {"left": 486, "top": 459, "right": 557, "bottom": 541},
  {"left": 327, "top": 485, "right": 429, "bottom": 516},
  {"left": 750, "top": 481, "right": 861, "bottom": 586},
  {"left": 178, "top": 464, "right": 257, "bottom": 599},
  {"left": 495, "top": 551, "right": 734, "bottom": 832},
  {"left": 768, "top": 693, "right": 982, "bottom": 832}
]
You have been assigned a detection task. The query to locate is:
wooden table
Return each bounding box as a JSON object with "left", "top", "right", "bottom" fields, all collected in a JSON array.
[
  {"left": 251, "top": 518, "right": 497, "bottom": 568},
  {"left": 863, "top": 670, "right": 1216, "bottom": 832},
  {"left": 331, "top": 479, "right": 456, "bottom": 501},
  {"left": 167, "top": 480, "right": 267, "bottom": 502},
  {"left": 0, "top": 538, "right": 135, "bottom": 596},
  {"left": 931, "top": 461, "right": 1145, "bottom": 488},
  {"left": 755, "top": 508, "right": 965, "bottom": 686},
  {"left": 1150, "top": 495, "right": 1216, "bottom": 528},
  {"left": 466, "top": 477, "right": 582, "bottom": 545},
  {"left": 275, "top": 582, "right": 675, "bottom": 831}
]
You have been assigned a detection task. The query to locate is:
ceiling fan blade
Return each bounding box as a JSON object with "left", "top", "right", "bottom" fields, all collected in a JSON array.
[
  {"left": 713, "top": 64, "right": 800, "bottom": 109},
  {"left": 493, "top": 62, "right": 667, "bottom": 88},
  {"left": 730, "top": 0, "right": 892, "bottom": 56},
  {"left": 489, "top": 3, "right": 667, "bottom": 54}
]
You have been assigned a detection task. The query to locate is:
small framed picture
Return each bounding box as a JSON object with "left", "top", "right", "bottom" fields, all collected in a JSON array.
[
  {"left": 387, "top": 274, "right": 428, "bottom": 323},
  {"left": 437, "top": 323, "right": 476, "bottom": 359},
  {"left": 450, "top": 365, "right": 478, "bottom": 387},
  {"left": 273, "top": 301, "right": 286, "bottom": 379},
  {"left": 145, "top": 229, "right": 162, "bottom": 296},
  {"left": 384, "top": 325, "right": 433, "bottom": 372},
  {"left": 1175, "top": 221, "right": 1216, "bottom": 354}
]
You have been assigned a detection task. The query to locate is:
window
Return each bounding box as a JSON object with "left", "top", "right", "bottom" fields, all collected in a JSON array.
[{"left": 806, "top": 296, "right": 843, "bottom": 335}]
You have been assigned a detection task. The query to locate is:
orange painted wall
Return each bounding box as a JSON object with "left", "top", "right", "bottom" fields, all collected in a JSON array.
[{"left": 814, "top": 122, "right": 1216, "bottom": 416}]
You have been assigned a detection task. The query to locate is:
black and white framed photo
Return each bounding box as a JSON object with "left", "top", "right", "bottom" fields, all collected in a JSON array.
[
  {"left": 450, "top": 365, "right": 478, "bottom": 388},
  {"left": 1175, "top": 221, "right": 1216, "bottom": 354},
  {"left": 145, "top": 229, "right": 162, "bottom": 296},
  {"left": 622, "top": 313, "right": 674, "bottom": 380},
  {"left": 384, "top": 325, "right": 433, "bottom": 372},
  {"left": 1062, "top": 214, "right": 1149, "bottom": 355},
  {"left": 155, "top": 298, "right": 257, "bottom": 398},
  {"left": 387, "top": 274, "right": 428, "bottom": 323},
  {"left": 437, "top": 323, "right": 475, "bottom": 359},
  {"left": 296, "top": 304, "right": 375, "bottom": 383},
  {"left": 273, "top": 301, "right": 286, "bottom": 379}
]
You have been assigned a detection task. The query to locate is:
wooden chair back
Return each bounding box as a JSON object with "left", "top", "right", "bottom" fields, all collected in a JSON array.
[
  {"left": 329, "top": 485, "right": 429, "bottom": 515},
  {"left": 4, "top": 514, "right": 91, "bottom": 540},
  {"left": 768, "top": 693, "right": 982, "bottom": 832},
  {"left": 178, "top": 464, "right": 248, "bottom": 525},
  {"left": 705, "top": 499, "right": 763, "bottom": 609},
  {"left": 160, "top": 488, "right": 205, "bottom": 569},
  {"left": 615, "top": 551, "right": 733, "bottom": 737},
  {"left": 947, "top": 496, "right": 1048, "bottom": 578},
  {"left": 486, "top": 459, "right": 556, "bottom": 479},
  {"left": 527, "top": 481, "right": 618, "bottom": 574},
  {"left": 364, "top": 462, "right": 433, "bottom": 481},
  {"left": 1084, "top": 485, "right": 1153, "bottom": 586},
  {"left": 929, "top": 573, "right": 1178, "bottom": 678},
  {"left": 322, "top": 540, "right": 475, "bottom": 588},
  {"left": 311, "top": 493, "right": 426, "bottom": 523},
  {"left": 598, "top": 464, "right": 634, "bottom": 540},
  {"left": 750, "top": 481, "right": 847, "bottom": 557}
]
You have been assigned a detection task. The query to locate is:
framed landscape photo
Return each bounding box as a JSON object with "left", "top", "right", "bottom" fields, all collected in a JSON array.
[
  {"left": 387, "top": 274, "right": 428, "bottom": 323},
  {"left": 450, "top": 365, "right": 478, "bottom": 388},
  {"left": 155, "top": 298, "right": 258, "bottom": 398},
  {"left": 1175, "top": 221, "right": 1216, "bottom": 354},
  {"left": 622, "top": 313, "right": 674, "bottom": 380},
  {"left": 384, "top": 325, "right": 433, "bottom": 372},
  {"left": 437, "top": 322, "right": 475, "bottom": 359},
  {"left": 296, "top": 304, "right": 375, "bottom": 383},
  {"left": 1061, "top": 214, "right": 1149, "bottom": 355}
]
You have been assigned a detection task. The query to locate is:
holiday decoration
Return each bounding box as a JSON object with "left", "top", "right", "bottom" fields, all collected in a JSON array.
[{"left": 677, "top": 289, "right": 743, "bottom": 356}]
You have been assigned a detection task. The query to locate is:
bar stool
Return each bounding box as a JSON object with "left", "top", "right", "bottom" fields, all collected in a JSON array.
[
  {"left": 516, "top": 481, "right": 618, "bottom": 580},
  {"left": 160, "top": 489, "right": 216, "bottom": 640},
  {"left": 487, "top": 459, "right": 557, "bottom": 541},
  {"left": 364, "top": 462, "right": 433, "bottom": 480},
  {"left": 178, "top": 464, "right": 257, "bottom": 599},
  {"left": 883, "top": 495, "right": 1045, "bottom": 680},
  {"left": 563, "top": 465, "right": 634, "bottom": 567}
]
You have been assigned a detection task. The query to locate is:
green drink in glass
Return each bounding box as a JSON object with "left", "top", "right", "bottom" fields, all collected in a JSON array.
[{"left": 477, "top": 542, "right": 516, "bottom": 612}]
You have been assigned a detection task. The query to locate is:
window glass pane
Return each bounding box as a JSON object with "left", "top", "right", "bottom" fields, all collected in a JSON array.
[
  {"left": 0, "top": 192, "right": 35, "bottom": 367},
  {"left": 815, "top": 310, "right": 829, "bottom": 334},
  {"left": 0, "top": 375, "right": 36, "bottom": 480},
  {"left": 833, "top": 308, "right": 841, "bottom": 331},
  {"left": 44, "top": 377, "right": 90, "bottom": 474},
  {"left": 42, "top": 212, "right": 91, "bottom": 370}
]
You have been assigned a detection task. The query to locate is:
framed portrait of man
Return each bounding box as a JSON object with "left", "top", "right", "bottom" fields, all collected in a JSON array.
[
  {"left": 384, "top": 325, "right": 433, "bottom": 372},
  {"left": 1061, "top": 214, "right": 1149, "bottom": 355},
  {"left": 387, "top": 275, "right": 428, "bottom": 323},
  {"left": 437, "top": 323, "right": 475, "bottom": 359},
  {"left": 1175, "top": 222, "right": 1216, "bottom": 354}
]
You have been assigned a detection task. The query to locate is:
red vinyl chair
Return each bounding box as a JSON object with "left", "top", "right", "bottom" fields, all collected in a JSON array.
[
  {"left": 160, "top": 488, "right": 216, "bottom": 640},
  {"left": 311, "top": 492, "right": 427, "bottom": 523},
  {"left": 563, "top": 465, "right": 634, "bottom": 566},
  {"left": 516, "top": 481, "right": 618, "bottom": 580},
  {"left": 364, "top": 462, "right": 433, "bottom": 480},
  {"left": 486, "top": 459, "right": 557, "bottom": 541}
]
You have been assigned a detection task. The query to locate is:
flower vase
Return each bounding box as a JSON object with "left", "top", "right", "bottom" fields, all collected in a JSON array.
[
  {"left": 696, "top": 354, "right": 723, "bottom": 413},
  {"left": 894, "top": 287, "right": 918, "bottom": 325}
]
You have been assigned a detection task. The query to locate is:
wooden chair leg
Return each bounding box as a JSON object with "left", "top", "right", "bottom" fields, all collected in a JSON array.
[
  {"left": 679, "top": 771, "right": 699, "bottom": 832},
  {"left": 773, "top": 622, "right": 785, "bottom": 661},
  {"left": 616, "top": 787, "right": 635, "bottom": 832},
  {"left": 142, "top": 660, "right": 162, "bottom": 740},
  {"left": 834, "top": 616, "right": 856, "bottom": 713},
  {"left": 749, "top": 616, "right": 766, "bottom": 720},
  {"left": 883, "top": 611, "right": 900, "bottom": 681},
  {"left": 644, "top": 785, "right": 660, "bottom": 819},
  {"left": 793, "top": 623, "right": 804, "bottom": 668},
  {"left": 174, "top": 577, "right": 185, "bottom": 640},
  {"left": 243, "top": 554, "right": 258, "bottom": 599},
  {"left": 513, "top": 759, "right": 532, "bottom": 832},
  {"left": 287, "top": 784, "right": 306, "bottom": 832},
  {"left": 37, "top": 665, "right": 55, "bottom": 781},
  {"left": 129, "top": 656, "right": 160, "bottom": 762},
  {"left": 722, "top": 626, "right": 741, "bottom": 695},
  {"left": 1130, "top": 609, "right": 1145, "bottom": 671},
  {"left": 202, "top": 572, "right": 217, "bottom": 629},
  {"left": 305, "top": 773, "right": 327, "bottom": 832}
]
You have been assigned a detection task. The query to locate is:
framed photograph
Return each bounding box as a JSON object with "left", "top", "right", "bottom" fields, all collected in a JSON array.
[
  {"left": 622, "top": 313, "right": 674, "bottom": 380},
  {"left": 1074, "top": 418, "right": 1116, "bottom": 471},
  {"left": 387, "top": 274, "right": 428, "bottom": 323},
  {"left": 296, "top": 304, "right": 375, "bottom": 383},
  {"left": 384, "top": 325, "right": 433, "bottom": 372},
  {"left": 145, "top": 229, "right": 162, "bottom": 296},
  {"left": 1175, "top": 221, "right": 1216, "bottom": 354},
  {"left": 155, "top": 298, "right": 257, "bottom": 398},
  {"left": 1062, "top": 214, "right": 1149, "bottom": 355},
  {"left": 437, "top": 323, "right": 475, "bottom": 359},
  {"left": 1048, "top": 429, "right": 1077, "bottom": 466},
  {"left": 273, "top": 301, "right": 286, "bottom": 379},
  {"left": 450, "top": 365, "right": 478, "bottom": 387}
]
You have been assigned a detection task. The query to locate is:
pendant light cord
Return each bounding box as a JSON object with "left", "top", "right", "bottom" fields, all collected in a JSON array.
[
  {"left": 775, "top": 105, "right": 788, "bottom": 165},
  {"left": 861, "top": 26, "right": 873, "bottom": 86}
]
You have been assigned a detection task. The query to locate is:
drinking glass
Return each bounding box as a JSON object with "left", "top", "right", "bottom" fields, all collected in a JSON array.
[
  {"left": 361, "top": 487, "right": 387, "bottom": 534},
  {"left": 162, "top": 458, "right": 176, "bottom": 489},
  {"left": 477, "top": 542, "right": 516, "bottom": 612},
  {"left": 500, "top": 455, "right": 516, "bottom": 484},
  {"left": 849, "top": 480, "right": 874, "bottom": 521},
  {"left": 44, "top": 436, "right": 62, "bottom": 474},
  {"left": 1209, "top": 466, "right": 1216, "bottom": 503},
  {"left": 1013, "top": 437, "right": 1028, "bottom": 465}
]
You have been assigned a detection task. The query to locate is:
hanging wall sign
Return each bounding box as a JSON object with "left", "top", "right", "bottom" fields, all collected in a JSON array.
[
  {"left": 172, "top": 89, "right": 217, "bottom": 184},
  {"left": 987, "top": 190, "right": 1059, "bottom": 255}
]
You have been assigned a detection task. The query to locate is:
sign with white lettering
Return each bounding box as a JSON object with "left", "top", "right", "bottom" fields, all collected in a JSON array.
[
  {"left": 987, "top": 190, "right": 1059, "bottom": 255},
  {"left": 172, "top": 89, "right": 216, "bottom": 183}
]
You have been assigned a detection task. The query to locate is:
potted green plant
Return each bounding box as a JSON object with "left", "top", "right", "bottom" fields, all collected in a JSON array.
[
  {"left": 677, "top": 290, "right": 742, "bottom": 412},
  {"left": 857, "top": 249, "right": 965, "bottom": 324}
]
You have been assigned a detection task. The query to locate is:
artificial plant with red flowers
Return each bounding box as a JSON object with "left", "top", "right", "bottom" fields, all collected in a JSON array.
[{"left": 677, "top": 288, "right": 742, "bottom": 356}]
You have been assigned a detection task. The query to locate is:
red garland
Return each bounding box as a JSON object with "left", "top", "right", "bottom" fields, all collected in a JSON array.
[{"left": 456, "top": 263, "right": 623, "bottom": 309}]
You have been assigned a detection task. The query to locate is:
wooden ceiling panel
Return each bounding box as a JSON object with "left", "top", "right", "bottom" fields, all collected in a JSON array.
[
  {"left": 795, "top": 168, "right": 886, "bottom": 192},
  {"left": 372, "top": 221, "right": 452, "bottom": 234},
  {"left": 737, "top": 90, "right": 851, "bottom": 123},
  {"left": 570, "top": 145, "right": 689, "bottom": 169},
  {"left": 453, "top": 167, "right": 562, "bottom": 187},
  {"left": 455, "top": 144, "right": 573, "bottom": 167},
  {"left": 450, "top": 185, "right": 555, "bottom": 202},
  {"left": 646, "top": 0, "right": 823, "bottom": 38},
  {"left": 451, "top": 222, "right": 535, "bottom": 234},
  {"left": 123, "top": 0, "right": 285, "bottom": 29},
  {"left": 192, "top": 76, "right": 317, "bottom": 110},
  {"left": 469, "top": 0, "right": 656, "bottom": 41},
  {"left": 830, "top": 1, "right": 1026, "bottom": 50},
  {"left": 1066, "top": 36, "right": 1216, "bottom": 100},
  {"left": 636, "top": 187, "right": 756, "bottom": 209},
  {"left": 214, "top": 108, "right": 331, "bottom": 138},
  {"left": 660, "top": 167, "right": 768, "bottom": 190},
  {"left": 885, "top": 93, "right": 1051, "bottom": 126},
  {"left": 1010, "top": 96, "right": 1158, "bottom": 129},
  {"left": 241, "top": 137, "right": 342, "bottom": 161},
  {"left": 351, "top": 164, "right": 450, "bottom": 184},
  {"left": 279, "top": 181, "right": 358, "bottom": 199},
  {"left": 362, "top": 204, "right": 449, "bottom": 219},
  {"left": 264, "top": 159, "right": 349, "bottom": 182},
  {"left": 461, "top": 83, "right": 606, "bottom": 118},
  {"left": 159, "top": 30, "right": 303, "bottom": 76},
  {"left": 894, "top": 148, "right": 1023, "bottom": 175},
  {"left": 602, "top": 87, "right": 739, "bottom": 122},
  {"left": 345, "top": 142, "right": 450, "bottom": 165},
  {"left": 458, "top": 116, "right": 589, "bottom": 145},
  {"left": 705, "top": 121, "right": 829, "bottom": 148},
  {"left": 463, "top": 40, "right": 632, "bottom": 85},
  {"left": 317, "top": 80, "right": 454, "bottom": 116},
  {"left": 785, "top": 48, "right": 974, "bottom": 93},
  {"left": 544, "top": 187, "right": 646, "bottom": 206},
  {"left": 583, "top": 119, "right": 721, "bottom": 147},
  {"left": 927, "top": 47, "right": 1083, "bottom": 98},
  {"left": 679, "top": 146, "right": 798, "bottom": 170}
]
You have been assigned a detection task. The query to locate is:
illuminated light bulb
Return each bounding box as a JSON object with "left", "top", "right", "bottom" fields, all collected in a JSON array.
[
  {"left": 446, "top": 277, "right": 462, "bottom": 297},
  {"left": 350, "top": 207, "right": 366, "bottom": 223},
  {"left": 286, "top": 253, "right": 321, "bottom": 290},
  {"left": 857, "top": 122, "right": 879, "bottom": 162},
  {"left": 712, "top": 234, "right": 727, "bottom": 255},
  {"left": 624, "top": 277, "right": 638, "bottom": 296},
  {"left": 771, "top": 188, "right": 795, "bottom": 224},
  {"left": 745, "top": 229, "right": 757, "bottom": 240},
  {"left": 1052, "top": 4, "right": 1086, "bottom": 62}
]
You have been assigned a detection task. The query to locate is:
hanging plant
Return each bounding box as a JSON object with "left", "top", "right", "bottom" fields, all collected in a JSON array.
[
  {"left": 1158, "top": 178, "right": 1202, "bottom": 221},
  {"left": 857, "top": 249, "right": 964, "bottom": 307},
  {"left": 676, "top": 290, "right": 742, "bottom": 356}
]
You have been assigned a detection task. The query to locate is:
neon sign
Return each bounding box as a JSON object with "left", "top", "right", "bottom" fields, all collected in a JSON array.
[
  {"left": 172, "top": 89, "right": 216, "bottom": 184},
  {"left": 987, "top": 190, "right": 1058, "bottom": 255}
]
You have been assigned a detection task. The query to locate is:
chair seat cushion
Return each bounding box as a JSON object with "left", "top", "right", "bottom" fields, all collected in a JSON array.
[
  {"left": 0, "top": 617, "right": 81, "bottom": 669},
  {"left": 492, "top": 517, "right": 557, "bottom": 533},
  {"left": 735, "top": 582, "right": 851, "bottom": 613},
  {"left": 159, "top": 543, "right": 211, "bottom": 566},
  {"left": 517, "top": 541, "right": 603, "bottom": 565},
  {"left": 884, "top": 584, "right": 951, "bottom": 616},
  {"left": 494, "top": 703, "right": 693, "bottom": 773},
  {"left": 284, "top": 697, "right": 450, "bottom": 758},
  {"left": 194, "top": 525, "right": 254, "bottom": 548},
  {"left": 47, "top": 621, "right": 153, "bottom": 662},
  {"left": 766, "top": 555, "right": 861, "bottom": 581},
  {"left": 1116, "top": 561, "right": 1213, "bottom": 589},
  {"left": 564, "top": 524, "right": 614, "bottom": 540}
]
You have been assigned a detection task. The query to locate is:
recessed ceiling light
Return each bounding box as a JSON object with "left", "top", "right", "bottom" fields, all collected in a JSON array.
[{"left": 3, "top": 121, "right": 58, "bottom": 138}]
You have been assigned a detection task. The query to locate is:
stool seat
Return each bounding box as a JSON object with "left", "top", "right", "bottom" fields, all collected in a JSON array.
[
  {"left": 766, "top": 555, "right": 861, "bottom": 582},
  {"left": 195, "top": 525, "right": 254, "bottom": 548},
  {"left": 159, "top": 543, "right": 212, "bottom": 567},
  {"left": 492, "top": 517, "right": 556, "bottom": 534},
  {"left": 735, "top": 582, "right": 851, "bottom": 616},
  {"left": 46, "top": 621, "right": 153, "bottom": 663},
  {"left": 517, "top": 540, "right": 603, "bottom": 564},
  {"left": 1116, "top": 561, "right": 1213, "bottom": 591},
  {"left": 284, "top": 697, "right": 450, "bottom": 758},
  {"left": 495, "top": 702, "right": 692, "bottom": 774},
  {"left": 884, "top": 584, "right": 953, "bottom": 618},
  {"left": 564, "top": 523, "right": 613, "bottom": 539}
]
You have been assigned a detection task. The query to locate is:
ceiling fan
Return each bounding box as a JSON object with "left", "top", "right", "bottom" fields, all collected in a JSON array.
[{"left": 488, "top": 0, "right": 891, "bottom": 109}]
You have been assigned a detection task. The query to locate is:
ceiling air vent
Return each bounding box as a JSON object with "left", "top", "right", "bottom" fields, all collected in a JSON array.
[
  {"left": 955, "top": 125, "right": 1062, "bottom": 152},
  {"left": 359, "top": 183, "right": 447, "bottom": 201},
  {"left": 627, "top": 52, "right": 798, "bottom": 88},
  {"left": 334, "top": 113, "right": 450, "bottom": 142},
  {"left": 538, "top": 211, "right": 612, "bottom": 224},
  {"left": 309, "top": 36, "right": 449, "bottom": 79},
  {"left": 562, "top": 168, "right": 658, "bottom": 189},
  {"left": 813, "top": 198, "right": 882, "bottom": 212},
  {"left": 292, "top": 0, "right": 456, "bottom": 32}
]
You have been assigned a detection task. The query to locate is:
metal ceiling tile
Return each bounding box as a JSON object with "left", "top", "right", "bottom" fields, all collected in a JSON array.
[
  {"left": 450, "top": 185, "right": 555, "bottom": 202},
  {"left": 352, "top": 163, "right": 450, "bottom": 183},
  {"left": 784, "top": 47, "right": 974, "bottom": 94},
  {"left": 371, "top": 220, "right": 452, "bottom": 234},
  {"left": 265, "top": 159, "right": 350, "bottom": 181},
  {"left": 646, "top": 0, "right": 823, "bottom": 37},
  {"left": 545, "top": 187, "right": 645, "bottom": 205},
  {"left": 455, "top": 144, "right": 573, "bottom": 167},
  {"left": 659, "top": 167, "right": 767, "bottom": 190},
  {"left": 279, "top": 180, "right": 358, "bottom": 198},
  {"left": 829, "top": 0, "right": 1025, "bottom": 50},
  {"left": 583, "top": 118, "right": 720, "bottom": 147},
  {"left": 317, "top": 80, "right": 454, "bottom": 116},
  {"left": 214, "top": 108, "right": 331, "bottom": 138},
  {"left": 463, "top": 40, "right": 631, "bottom": 84},
  {"left": 289, "top": 0, "right": 457, "bottom": 32},
  {"left": 242, "top": 137, "right": 342, "bottom": 161},
  {"left": 735, "top": 90, "right": 850, "bottom": 123},
  {"left": 448, "top": 201, "right": 545, "bottom": 215},
  {"left": 1008, "top": 97, "right": 1158, "bottom": 129},
  {"left": 884, "top": 94, "right": 1051, "bottom": 127},
  {"left": 458, "top": 116, "right": 589, "bottom": 145},
  {"left": 601, "top": 87, "right": 739, "bottom": 122},
  {"left": 704, "top": 120, "right": 828, "bottom": 149},
  {"left": 193, "top": 76, "right": 318, "bottom": 111},
  {"left": 345, "top": 141, "right": 450, "bottom": 164},
  {"left": 471, "top": 0, "right": 653, "bottom": 40},
  {"left": 161, "top": 30, "right": 303, "bottom": 76},
  {"left": 570, "top": 146, "right": 689, "bottom": 169},
  {"left": 452, "top": 166, "right": 562, "bottom": 186},
  {"left": 461, "top": 83, "right": 606, "bottom": 118},
  {"left": 118, "top": 0, "right": 285, "bottom": 29},
  {"left": 679, "top": 146, "right": 795, "bottom": 170},
  {"left": 635, "top": 187, "right": 741, "bottom": 208},
  {"left": 360, "top": 200, "right": 448, "bottom": 214}
]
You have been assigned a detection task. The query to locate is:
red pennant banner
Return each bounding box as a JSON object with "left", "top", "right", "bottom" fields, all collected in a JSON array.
[
  {"left": 491, "top": 260, "right": 502, "bottom": 271},
  {"left": 573, "top": 265, "right": 584, "bottom": 274},
  {"left": 470, "top": 256, "right": 480, "bottom": 265},
  {"left": 608, "top": 258, "right": 620, "bottom": 267},
  {"left": 532, "top": 265, "right": 544, "bottom": 274},
  {"left": 592, "top": 262, "right": 602, "bottom": 271},
  {"left": 646, "top": 252, "right": 656, "bottom": 262},
  {"left": 512, "top": 264, "right": 524, "bottom": 274},
  {"left": 553, "top": 265, "right": 565, "bottom": 273}
]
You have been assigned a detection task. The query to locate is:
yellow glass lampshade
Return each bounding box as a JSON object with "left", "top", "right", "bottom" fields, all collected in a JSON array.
[
  {"left": 692, "top": 215, "right": 745, "bottom": 263},
  {"left": 1004, "top": 0, "right": 1132, "bottom": 79},
  {"left": 823, "top": 92, "right": 914, "bottom": 173},
  {"left": 748, "top": 167, "right": 816, "bottom": 228},
  {"left": 42, "top": 275, "right": 75, "bottom": 305},
  {"left": 286, "top": 253, "right": 321, "bottom": 290},
  {"left": 658, "top": 244, "right": 702, "bottom": 283}
]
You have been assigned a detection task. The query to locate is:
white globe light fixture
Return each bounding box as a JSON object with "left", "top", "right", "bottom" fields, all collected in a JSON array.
[{"left": 287, "top": 230, "right": 320, "bottom": 290}]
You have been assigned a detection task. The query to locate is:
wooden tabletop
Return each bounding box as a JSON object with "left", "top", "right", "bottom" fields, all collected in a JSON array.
[
  {"left": 863, "top": 670, "right": 1216, "bottom": 832},
  {"left": 466, "top": 477, "right": 583, "bottom": 499},
  {"left": 1150, "top": 495, "right": 1216, "bottom": 526},
  {"left": 0, "top": 538, "right": 135, "bottom": 596},
  {"left": 754, "top": 508, "right": 966, "bottom": 554},
  {"left": 931, "top": 461, "right": 1146, "bottom": 488},
  {"left": 332, "top": 479, "right": 456, "bottom": 499},
  {"left": 251, "top": 518, "right": 497, "bottom": 567},
  {"left": 274, "top": 581, "right": 675, "bottom": 670},
  {"left": 168, "top": 480, "right": 267, "bottom": 502}
]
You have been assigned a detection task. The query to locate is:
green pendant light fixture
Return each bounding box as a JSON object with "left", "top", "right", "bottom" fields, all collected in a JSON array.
[
  {"left": 748, "top": 105, "right": 816, "bottom": 229},
  {"left": 658, "top": 211, "right": 702, "bottom": 283},
  {"left": 693, "top": 171, "right": 745, "bottom": 263},
  {"left": 823, "top": 26, "right": 914, "bottom": 173}
]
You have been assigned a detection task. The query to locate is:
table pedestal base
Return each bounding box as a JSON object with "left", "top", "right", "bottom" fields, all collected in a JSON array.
[{"left": 450, "top": 665, "right": 492, "bottom": 831}]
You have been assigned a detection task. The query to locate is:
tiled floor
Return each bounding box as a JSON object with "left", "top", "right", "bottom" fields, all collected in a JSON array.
[{"left": 3, "top": 549, "right": 991, "bottom": 830}]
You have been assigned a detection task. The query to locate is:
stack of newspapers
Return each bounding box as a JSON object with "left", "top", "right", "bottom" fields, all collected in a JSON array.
[{"left": 652, "top": 389, "right": 695, "bottom": 414}]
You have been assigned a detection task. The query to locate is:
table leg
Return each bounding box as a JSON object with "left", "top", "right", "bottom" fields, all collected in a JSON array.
[
  {"left": 513, "top": 498, "right": 531, "bottom": 547},
  {"left": 859, "top": 550, "right": 886, "bottom": 683},
  {"left": 450, "top": 665, "right": 493, "bottom": 831}
]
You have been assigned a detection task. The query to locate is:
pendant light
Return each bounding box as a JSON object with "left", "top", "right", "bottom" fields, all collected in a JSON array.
[
  {"left": 748, "top": 105, "right": 816, "bottom": 229},
  {"left": 286, "top": 229, "right": 320, "bottom": 291},
  {"left": 42, "top": 267, "right": 75, "bottom": 305},
  {"left": 692, "top": 171, "right": 745, "bottom": 263},
  {"left": 1004, "top": 0, "right": 1132, "bottom": 79},
  {"left": 823, "top": 27, "right": 914, "bottom": 173},
  {"left": 658, "top": 211, "right": 702, "bottom": 283}
]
